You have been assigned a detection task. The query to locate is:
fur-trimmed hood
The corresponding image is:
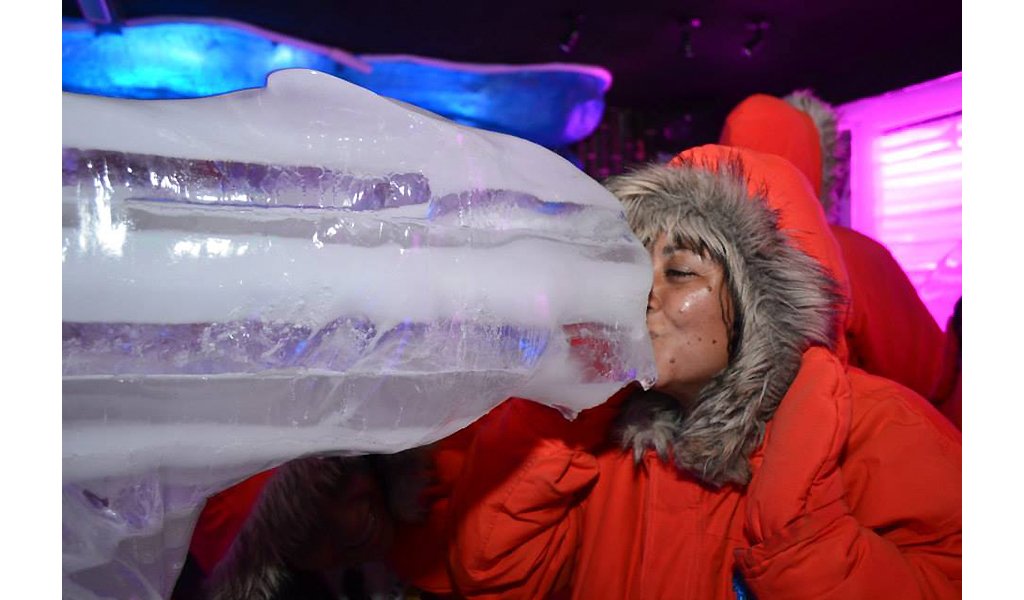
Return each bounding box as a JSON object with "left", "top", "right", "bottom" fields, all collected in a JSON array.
[
  {"left": 716, "top": 94, "right": 856, "bottom": 361},
  {"left": 603, "top": 145, "right": 846, "bottom": 487},
  {"left": 783, "top": 89, "right": 849, "bottom": 216},
  {"left": 204, "top": 450, "right": 431, "bottom": 600},
  {"left": 718, "top": 90, "right": 849, "bottom": 221}
]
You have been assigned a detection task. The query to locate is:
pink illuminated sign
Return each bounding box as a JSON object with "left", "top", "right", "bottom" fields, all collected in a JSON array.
[{"left": 839, "top": 72, "right": 962, "bottom": 329}]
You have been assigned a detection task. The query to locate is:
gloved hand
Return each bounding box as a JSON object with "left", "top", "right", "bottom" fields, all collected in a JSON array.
[{"left": 743, "top": 347, "right": 852, "bottom": 545}]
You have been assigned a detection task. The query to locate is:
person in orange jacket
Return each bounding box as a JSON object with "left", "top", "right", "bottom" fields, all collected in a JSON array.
[
  {"left": 185, "top": 143, "right": 961, "bottom": 599},
  {"left": 443, "top": 145, "right": 961, "bottom": 599},
  {"left": 933, "top": 297, "right": 962, "bottom": 428},
  {"left": 718, "top": 90, "right": 949, "bottom": 404}
]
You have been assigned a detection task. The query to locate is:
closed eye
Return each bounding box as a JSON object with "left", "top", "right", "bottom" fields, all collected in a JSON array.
[{"left": 666, "top": 269, "right": 696, "bottom": 279}]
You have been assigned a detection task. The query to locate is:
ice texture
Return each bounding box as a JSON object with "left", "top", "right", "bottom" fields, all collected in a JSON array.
[
  {"left": 62, "top": 148, "right": 433, "bottom": 210},
  {"left": 62, "top": 69, "right": 655, "bottom": 599}
]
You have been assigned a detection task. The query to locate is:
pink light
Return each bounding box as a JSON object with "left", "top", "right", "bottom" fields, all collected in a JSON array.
[
  {"left": 879, "top": 198, "right": 961, "bottom": 216},
  {"left": 839, "top": 72, "right": 961, "bottom": 327},
  {"left": 878, "top": 125, "right": 947, "bottom": 148},
  {"left": 881, "top": 152, "right": 961, "bottom": 176},
  {"left": 881, "top": 168, "right": 962, "bottom": 189},
  {"left": 878, "top": 140, "right": 952, "bottom": 163},
  {"left": 880, "top": 185, "right": 960, "bottom": 202},
  {"left": 879, "top": 223, "right": 962, "bottom": 244}
]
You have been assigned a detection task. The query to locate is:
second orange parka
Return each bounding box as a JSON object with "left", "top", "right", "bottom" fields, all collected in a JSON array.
[{"left": 718, "top": 93, "right": 948, "bottom": 401}]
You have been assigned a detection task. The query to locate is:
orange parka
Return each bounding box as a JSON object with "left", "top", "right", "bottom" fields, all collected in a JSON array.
[
  {"left": 435, "top": 146, "right": 961, "bottom": 599},
  {"left": 719, "top": 93, "right": 947, "bottom": 402}
]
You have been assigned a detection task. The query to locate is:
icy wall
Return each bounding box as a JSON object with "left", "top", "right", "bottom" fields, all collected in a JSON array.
[{"left": 62, "top": 69, "right": 655, "bottom": 599}]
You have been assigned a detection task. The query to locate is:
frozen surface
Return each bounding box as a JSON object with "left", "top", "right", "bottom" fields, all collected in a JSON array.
[{"left": 62, "top": 69, "right": 655, "bottom": 599}]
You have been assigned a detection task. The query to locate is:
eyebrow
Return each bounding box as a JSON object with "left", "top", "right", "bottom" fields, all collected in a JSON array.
[
  {"left": 660, "top": 243, "right": 683, "bottom": 257},
  {"left": 660, "top": 242, "right": 710, "bottom": 263}
]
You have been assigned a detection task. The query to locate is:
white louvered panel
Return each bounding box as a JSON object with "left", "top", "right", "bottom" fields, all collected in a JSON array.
[
  {"left": 879, "top": 195, "right": 961, "bottom": 216},
  {"left": 879, "top": 207, "right": 962, "bottom": 240},
  {"left": 872, "top": 111, "right": 962, "bottom": 327}
]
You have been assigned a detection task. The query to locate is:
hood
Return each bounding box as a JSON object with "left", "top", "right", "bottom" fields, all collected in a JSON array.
[
  {"left": 719, "top": 91, "right": 845, "bottom": 217},
  {"left": 604, "top": 144, "right": 847, "bottom": 487},
  {"left": 718, "top": 94, "right": 855, "bottom": 355},
  {"left": 205, "top": 451, "right": 430, "bottom": 600}
]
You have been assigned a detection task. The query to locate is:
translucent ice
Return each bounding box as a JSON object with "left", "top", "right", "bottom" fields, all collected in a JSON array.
[{"left": 62, "top": 69, "right": 655, "bottom": 598}]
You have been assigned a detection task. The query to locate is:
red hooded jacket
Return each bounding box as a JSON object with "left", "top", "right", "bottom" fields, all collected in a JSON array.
[
  {"left": 719, "top": 93, "right": 948, "bottom": 402},
  {"left": 187, "top": 146, "right": 961, "bottom": 599},
  {"left": 439, "top": 146, "right": 961, "bottom": 599}
]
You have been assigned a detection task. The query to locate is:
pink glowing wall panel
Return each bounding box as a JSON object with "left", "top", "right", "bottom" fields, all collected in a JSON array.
[{"left": 839, "top": 72, "right": 962, "bottom": 329}]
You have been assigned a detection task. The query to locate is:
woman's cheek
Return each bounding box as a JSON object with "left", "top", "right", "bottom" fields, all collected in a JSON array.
[{"left": 652, "top": 337, "right": 685, "bottom": 378}]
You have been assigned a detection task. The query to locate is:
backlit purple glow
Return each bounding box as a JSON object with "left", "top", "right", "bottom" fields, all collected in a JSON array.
[
  {"left": 880, "top": 153, "right": 961, "bottom": 177},
  {"left": 839, "top": 72, "right": 962, "bottom": 329},
  {"left": 878, "top": 140, "right": 953, "bottom": 164}
]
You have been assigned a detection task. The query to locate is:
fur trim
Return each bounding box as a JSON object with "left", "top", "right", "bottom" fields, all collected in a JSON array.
[
  {"left": 204, "top": 457, "right": 366, "bottom": 600},
  {"left": 369, "top": 449, "right": 434, "bottom": 523},
  {"left": 603, "top": 158, "right": 843, "bottom": 487},
  {"left": 783, "top": 89, "right": 849, "bottom": 219},
  {"left": 204, "top": 449, "right": 431, "bottom": 600}
]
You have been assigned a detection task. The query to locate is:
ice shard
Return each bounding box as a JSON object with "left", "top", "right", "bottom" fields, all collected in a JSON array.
[{"left": 62, "top": 69, "right": 655, "bottom": 599}]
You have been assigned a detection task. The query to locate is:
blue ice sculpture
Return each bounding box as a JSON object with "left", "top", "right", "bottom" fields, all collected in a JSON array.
[{"left": 61, "top": 17, "right": 610, "bottom": 147}]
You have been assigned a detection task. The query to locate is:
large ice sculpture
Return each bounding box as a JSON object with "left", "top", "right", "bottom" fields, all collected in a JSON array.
[{"left": 62, "top": 69, "right": 655, "bottom": 599}]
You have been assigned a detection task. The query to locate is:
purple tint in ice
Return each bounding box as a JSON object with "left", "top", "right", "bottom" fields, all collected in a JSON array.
[
  {"left": 428, "top": 189, "right": 586, "bottom": 220},
  {"left": 62, "top": 317, "right": 377, "bottom": 376},
  {"left": 356, "top": 320, "right": 549, "bottom": 373},
  {"left": 62, "top": 148, "right": 431, "bottom": 210}
]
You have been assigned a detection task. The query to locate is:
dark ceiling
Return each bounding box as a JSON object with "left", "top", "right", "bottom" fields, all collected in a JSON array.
[{"left": 62, "top": 0, "right": 961, "bottom": 148}]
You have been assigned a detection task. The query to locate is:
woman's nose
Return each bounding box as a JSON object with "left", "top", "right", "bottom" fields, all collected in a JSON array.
[{"left": 647, "top": 286, "right": 661, "bottom": 312}]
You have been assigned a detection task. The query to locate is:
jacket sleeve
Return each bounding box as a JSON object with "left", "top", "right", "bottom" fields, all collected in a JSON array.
[
  {"left": 189, "top": 469, "right": 277, "bottom": 575},
  {"left": 833, "top": 225, "right": 947, "bottom": 401},
  {"left": 738, "top": 364, "right": 961, "bottom": 599},
  {"left": 446, "top": 397, "right": 604, "bottom": 599},
  {"left": 386, "top": 425, "right": 472, "bottom": 596}
]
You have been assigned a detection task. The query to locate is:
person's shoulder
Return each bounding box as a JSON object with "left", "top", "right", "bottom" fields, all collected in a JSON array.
[
  {"left": 842, "top": 368, "right": 960, "bottom": 530},
  {"left": 846, "top": 367, "right": 961, "bottom": 456},
  {"left": 830, "top": 225, "right": 889, "bottom": 255},
  {"left": 830, "top": 225, "right": 915, "bottom": 276}
]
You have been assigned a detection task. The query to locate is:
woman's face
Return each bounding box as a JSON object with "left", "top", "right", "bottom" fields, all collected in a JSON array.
[{"left": 646, "top": 233, "right": 733, "bottom": 405}]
